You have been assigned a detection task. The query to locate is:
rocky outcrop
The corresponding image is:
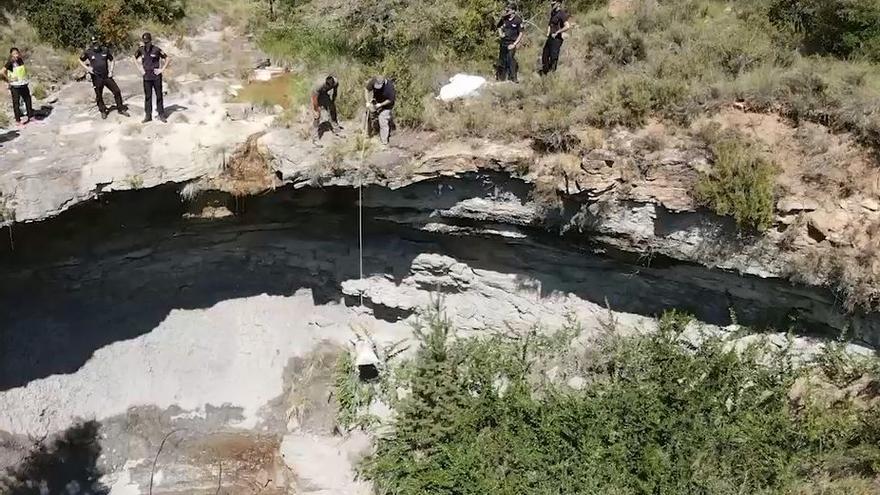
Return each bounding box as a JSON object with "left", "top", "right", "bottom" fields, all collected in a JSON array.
[
  {"left": 4, "top": 56, "right": 875, "bottom": 312},
  {"left": 2, "top": 165, "right": 877, "bottom": 493},
  {"left": 0, "top": 26, "right": 274, "bottom": 224}
]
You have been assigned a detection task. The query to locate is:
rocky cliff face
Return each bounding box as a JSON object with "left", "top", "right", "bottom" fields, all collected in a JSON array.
[
  {"left": 2, "top": 167, "right": 877, "bottom": 492},
  {"left": 3, "top": 109, "right": 878, "bottom": 348}
]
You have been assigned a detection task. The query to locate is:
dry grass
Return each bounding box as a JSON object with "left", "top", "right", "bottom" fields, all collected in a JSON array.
[
  {"left": 0, "top": 108, "right": 10, "bottom": 128},
  {"left": 791, "top": 219, "right": 880, "bottom": 312},
  {"left": 792, "top": 477, "right": 880, "bottom": 495},
  {"left": 187, "top": 0, "right": 262, "bottom": 29},
  {"left": 0, "top": 192, "right": 15, "bottom": 223},
  {"left": 211, "top": 132, "right": 278, "bottom": 196},
  {"left": 698, "top": 110, "right": 880, "bottom": 205},
  {"left": 838, "top": 220, "right": 880, "bottom": 311},
  {"left": 311, "top": 133, "right": 376, "bottom": 179}
]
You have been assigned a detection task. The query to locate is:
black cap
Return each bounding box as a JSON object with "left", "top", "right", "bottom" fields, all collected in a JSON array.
[{"left": 142, "top": 32, "right": 152, "bottom": 43}]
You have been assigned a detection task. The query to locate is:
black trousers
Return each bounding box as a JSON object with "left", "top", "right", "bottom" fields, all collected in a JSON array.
[
  {"left": 10, "top": 84, "right": 34, "bottom": 122},
  {"left": 541, "top": 36, "right": 564, "bottom": 74},
  {"left": 497, "top": 43, "right": 518, "bottom": 82},
  {"left": 92, "top": 74, "right": 124, "bottom": 114},
  {"left": 143, "top": 76, "right": 165, "bottom": 119}
]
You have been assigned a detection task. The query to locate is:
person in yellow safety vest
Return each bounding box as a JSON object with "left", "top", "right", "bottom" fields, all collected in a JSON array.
[{"left": 3, "top": 47, "right": 34, "bottom": 126}]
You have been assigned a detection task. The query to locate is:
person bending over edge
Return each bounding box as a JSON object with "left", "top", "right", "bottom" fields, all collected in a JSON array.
[
  {"left": 4, "top": 47, "right": 34, "bottom": 126},
  {"left": 134, "top": 33, "right": 170, "bottom": 123},
  {"left": 312, "top": 75, "right": 342, "bottom": 146},
  {"left": 364, "top": 76, "right": 395, "bottom": 146},
  {"left": 80, "top": 36, "right": 129, "bottom": 119},
  {"left": 540, "top": 0, "right": 572, "bottom": 75}
]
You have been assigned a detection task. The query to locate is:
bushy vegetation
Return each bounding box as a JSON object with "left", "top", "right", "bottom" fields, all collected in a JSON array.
[
  {"left": 769, "top": 0, "right": 880, "bottom": 62},
  {"left": 261, "top": 0, "right": 880, "bottom": 155},
  {"left": 10, "top": 0, "right": 185, "bottom": 48},
  {"left": 263, "top": 0, "right": 601, "bottom": 123},
  {"left": 354, "top": 308, "right": 880, "bottom": 494},
  {"left": 695, "top": 132, "right": 778, "bottom": 231}
]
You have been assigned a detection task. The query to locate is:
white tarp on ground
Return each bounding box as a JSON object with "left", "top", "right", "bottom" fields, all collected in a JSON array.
[{"left": 438, "top": 74, "right": 487, "bottom": 101}]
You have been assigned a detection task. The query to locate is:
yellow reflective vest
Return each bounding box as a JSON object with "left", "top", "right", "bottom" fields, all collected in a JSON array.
[{"left": 6, "top": 60, "right": 29, "bottom": 87}]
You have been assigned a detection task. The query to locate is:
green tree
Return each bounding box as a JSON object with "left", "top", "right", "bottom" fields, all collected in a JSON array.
[
  {"left": 360, "top": 308, "right": 880, "bottom": 494},
  {"left": 769, "top": 0, "right": 880, "bottom": 61}
]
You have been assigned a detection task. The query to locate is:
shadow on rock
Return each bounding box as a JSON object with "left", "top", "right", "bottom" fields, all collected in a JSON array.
[
  {"left": 0, "top": 421, "right": 108, "bottom": 495},
  {"left": 0, "top": 130, "right": 19, "bottom": 145},
  {"left": 0, "top": 185, "right": 356, "bottom": 391},
  {"left": 164, "top": 104, "right": 188, "bottom": 117},
  {"left": 32, "top": 105, "right": 54, "bottom": 121}
]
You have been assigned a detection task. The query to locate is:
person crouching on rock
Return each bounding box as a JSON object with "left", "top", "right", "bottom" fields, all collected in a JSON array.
[
  {"left": 134, "top": 33, "right": 169, "bottom": 123},
  {"left": 364, "top": 76, "right": 395, "bottom": 146},
  {"left": 311, "top": 75, "right": 342, "bottom": 147},
  {"left": 3, "top": 47, "right": 34, "bottom": 126},
  {"left": 80, "top": 36, "right": 129, "bottom": 119}
]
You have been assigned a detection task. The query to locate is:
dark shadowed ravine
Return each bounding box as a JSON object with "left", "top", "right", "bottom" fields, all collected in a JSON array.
[{"left": 2, "top": 172, "right": 877, "bottom": 392}]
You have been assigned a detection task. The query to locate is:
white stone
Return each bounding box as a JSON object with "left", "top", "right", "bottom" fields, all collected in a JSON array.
[{"left": 566, "top": 376, "right": 587, "bottom": 390}]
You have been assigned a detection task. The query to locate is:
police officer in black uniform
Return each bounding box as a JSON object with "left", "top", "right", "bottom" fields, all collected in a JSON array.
[
  {"left": 134, "top": 33, "right": 170, "bottom": 123},
  {"left": 540, "top": 0, "right": 571, "bottom": 75},
  {"left": 496, "top": 3, "right": 524, "bottom": 83},
  {"left": 79, "top": 36, "right": 128, "bottom": 119}
]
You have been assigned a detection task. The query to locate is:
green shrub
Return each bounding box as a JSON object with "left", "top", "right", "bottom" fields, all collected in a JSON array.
[
  {"left": 769, "top": 0, "right": 880, "bottom": 61},
  {"left": 695, "top": 136, "right": 778, "bottom": 232},
  {"left": 125, "top": 0, "right": 186, "bottom": 25},
  {"left": 582, "top": 22, "right": 647, "bottom": 68},
  {"left": 323, "top": 61, "right": 372, "bottom": 120},
  {"left": 360, "top": 308, "right": 880, "bottom": 494},
  {"left": 96, "top": 0, "right": 136, "bottom": 48},
  {"left": 259, "top": 24, "right": 346, "bottom": 67},
  {"left": 586, "top": 73, "right": 654, "bottom": 127},
  {"left": 379, "top": 52, "right": 445, "bottom": 126},
  {"left": 25, "top": 0, "right": 97, "bottom": 49},
  {"left": 22, "top": 0, "right": 186, "bottom": 48},
  {"left": 332, "top": 351, "right": 380, "bottom": 430}
]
